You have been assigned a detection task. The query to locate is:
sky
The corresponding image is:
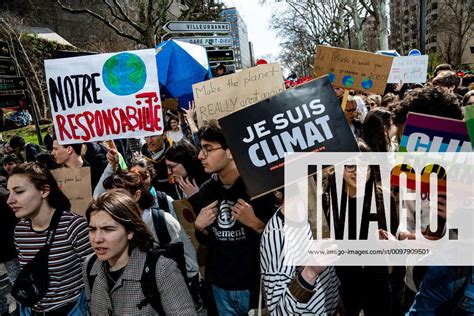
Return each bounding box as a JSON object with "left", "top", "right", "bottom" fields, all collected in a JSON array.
[{"left": 221, "top": 0, "right": 284, "bottom": 60}]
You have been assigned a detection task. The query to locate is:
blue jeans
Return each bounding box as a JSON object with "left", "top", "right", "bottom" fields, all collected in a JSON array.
[
  {"left": 212, "top": 285, "right": 250, "bottom": 316},
  {"left": 19, "top": 290, "right": 87, "bottom": 316}
]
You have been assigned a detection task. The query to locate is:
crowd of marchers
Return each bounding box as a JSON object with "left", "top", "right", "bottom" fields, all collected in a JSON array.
[{"left": 0, "top": 64, "right": 473, "bottom": 315}]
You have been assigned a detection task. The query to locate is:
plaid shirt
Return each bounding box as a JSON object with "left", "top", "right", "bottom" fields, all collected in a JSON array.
[{"left": 83, "top": 247, "right": 196, "bottom": 315}]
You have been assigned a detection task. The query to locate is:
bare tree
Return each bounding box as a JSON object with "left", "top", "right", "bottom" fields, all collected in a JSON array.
[
  {"left": 357, "top": 0, "right": 389, "bottom": 50},
  {"left": 434, "top": 0, "right": 473, "bottom": 67},
  {"left": 56, "top": 0, "right": 223, "bottom": 48},
  {"left": 270, "top": 0, "right": 348, "bottom": 76}
]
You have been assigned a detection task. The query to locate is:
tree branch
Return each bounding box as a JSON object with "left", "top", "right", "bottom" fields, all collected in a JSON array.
[{"left": 56, "top": 0, "right": 144, "bottom": 44}]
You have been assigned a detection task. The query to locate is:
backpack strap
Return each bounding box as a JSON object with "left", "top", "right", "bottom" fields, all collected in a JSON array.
[
  {"left": 155, "top": 191, "right": 170, "bottom": 214},
  {"left": 137, "top": 251, "right": 165, "bottom": 315},
  {"left": 151, "top": 207, "right": 172, "bottom": 245},
  {"left": 85, "top": 254, "right": 98, "bottom": 293}
]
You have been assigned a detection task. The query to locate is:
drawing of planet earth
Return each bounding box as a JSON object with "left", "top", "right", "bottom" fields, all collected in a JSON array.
[
  {"left": 361, "top": 78, "right": 373, "bottom": 90},
  {"left": 328, "top": 72, "right": 336, "bottom": 83},
  {"left": 342, "top": 75, "right": 354, "bottom": 87},
  {"left": 102, "top": 52, "right": 146, "bottom": 96}
]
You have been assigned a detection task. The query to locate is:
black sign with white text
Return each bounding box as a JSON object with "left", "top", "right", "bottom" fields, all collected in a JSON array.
[{"left": 218, "top": 76, "right": 359, "bottom": 199}]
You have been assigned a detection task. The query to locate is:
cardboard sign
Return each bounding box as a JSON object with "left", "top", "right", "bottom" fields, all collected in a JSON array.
[
  {"left": 218, "top": 76, "right": 359, "bottom": 199},
  {"left": 313, "top": 45, "right": 393, "bottom": 95},
  {"left": 193, "top": 63, "right": 285, "bottom": 126},
  {"left": 464, "top": 105, "right": 474, "bottom": 146},
  {"left": 387, "top": 55, "right": 429, "bottom": 84},
  {"left": 172, "top": 199, "right": 207, "bottom": 266},
  {"left": 51, "top": 167, "right": 92, "bottom": 216},
  {"left": 44, "top": 49, "right": 163, "bottom": 145}
]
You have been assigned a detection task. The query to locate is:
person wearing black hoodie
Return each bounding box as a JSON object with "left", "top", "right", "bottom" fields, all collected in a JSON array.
[{"left": 189, "top": 123, "right": 276, "bottom": 315}]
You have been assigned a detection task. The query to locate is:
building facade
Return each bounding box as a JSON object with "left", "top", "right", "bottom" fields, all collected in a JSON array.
[
  {"left": 389, "top": 0, "right": 473, "bottom": 69},
  {"left": 221, "top": 7, "right": 252, "bottom": 69}
]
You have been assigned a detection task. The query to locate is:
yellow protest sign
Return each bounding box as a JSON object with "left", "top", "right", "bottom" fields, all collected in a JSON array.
[
  {"left": 193, "top": 63, "right": 285, "bottom": 126},
  {"left": 313, "top": 45, "right": 393, "bottom": 95}
]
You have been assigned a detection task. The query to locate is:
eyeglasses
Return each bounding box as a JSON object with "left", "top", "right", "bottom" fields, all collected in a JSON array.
[
  {"left": 344, "top": 165, "right": 356, "bottom": 172},
  {"left": 345, "top": 108, "right": 357, "bottom": 113},
  {"left": 200, "top": 146, "right": 223, "bottom": 158},
  {"left": 167, "top": 163, "right": 180, "bottom": 172}
]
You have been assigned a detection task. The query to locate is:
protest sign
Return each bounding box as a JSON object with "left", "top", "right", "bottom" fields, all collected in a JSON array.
[
  {"left": 193, "top": 63, "right": 285, "bottom": 126},
  {"left": 464, "top": 105, "right": 474, "bottom": 146},
  {"left": 218, "top": 76, "right": 359, "bottom": 199},
  {"left": 172, "top": 199, "right": 207, "bottom": 268},
  {"left": 396, "top": 112, "right": 472, "bottom": 194},
  {"left": 172, "top": 199, "right": 199, "bottom": 250},
  {"left": 51, "top": 167, "right": 92, "bottom": 216},
  {"left": 387, "top": 55, "right": 429, "bottom": 84},
  {"left": 400, "top": 112, "right": 471, "bottom": 153},
  {"left": 313, "top": 45, "right": 393, "bottom": 95},
  {"left": 44, "top": 49, "right": 163, "bottom": 145}
]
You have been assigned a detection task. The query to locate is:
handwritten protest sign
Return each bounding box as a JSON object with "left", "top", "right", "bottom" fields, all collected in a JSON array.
[
  {"left": 193, "top": 63, "right": 285, "bottom": 126},
  {"left": 387, "top": 55, "right": 429, "bottom": 83},
  {"left": 218, "top": 76, "right": 359, "bottom": 199},
  {"left": 51, "top": 167, "right": 92, "bottom": 216},
  {"left": 44, "top": 49, "right": 163, "bottom": 145},
  {"left": 313, "top": 45, "right": 393, "bottom": 95}
]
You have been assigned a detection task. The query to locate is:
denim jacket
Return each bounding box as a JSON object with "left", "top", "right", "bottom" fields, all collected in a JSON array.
[{"left": 408, "top": 266, "right": 473, "bottom": 315}]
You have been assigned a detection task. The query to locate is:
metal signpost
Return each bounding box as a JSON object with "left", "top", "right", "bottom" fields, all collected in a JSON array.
[
  {"left": 0, "top": 41, "right": 12, "bottom": 58},
  {"left": 0, "top": 59, "right": 17, "bottom": 76},
  {"left": 0, "top": 42, "right": 43, "bottom": 144}
]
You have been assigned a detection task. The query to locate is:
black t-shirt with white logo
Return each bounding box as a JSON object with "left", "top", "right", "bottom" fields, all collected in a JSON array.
[{"left": 191, "top": 175, "right": 276, "bottom": 296}]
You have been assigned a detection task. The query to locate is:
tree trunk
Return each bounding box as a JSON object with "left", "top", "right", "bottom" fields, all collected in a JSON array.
[{"left": 377, "top": 0, "right": 389, "bottom": 50}]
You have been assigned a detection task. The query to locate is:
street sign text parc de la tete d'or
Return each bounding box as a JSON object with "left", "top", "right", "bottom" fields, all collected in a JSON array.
[{"left": 163, "top": 21, "right": 231, "bottom": 34}]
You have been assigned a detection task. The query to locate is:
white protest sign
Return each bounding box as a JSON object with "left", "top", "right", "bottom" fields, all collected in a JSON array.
[
  {"left": 192, "top": 63, "right": 285, "bottom": 126},
  {"left": 44, "top": 49, "right": 164, "bottom": 145},
  {"left": 387, "top": 55, "right": 429, "bottom": 84}
]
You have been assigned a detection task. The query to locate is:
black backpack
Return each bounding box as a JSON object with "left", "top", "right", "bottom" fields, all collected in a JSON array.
[{"left": 86, "top": 244, "right": 187, "bottom": 315}]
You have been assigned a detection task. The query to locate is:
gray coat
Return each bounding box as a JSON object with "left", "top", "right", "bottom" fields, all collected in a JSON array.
[{"left": 83, "top": 247, "right": 196, "bottom": 315}]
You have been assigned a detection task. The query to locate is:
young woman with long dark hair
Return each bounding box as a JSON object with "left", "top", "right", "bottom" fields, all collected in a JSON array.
[{"left": 7, "top": 163, "right": 92, "bottom": 315}]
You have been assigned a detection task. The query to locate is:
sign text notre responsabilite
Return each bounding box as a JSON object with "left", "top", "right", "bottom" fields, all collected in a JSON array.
[{"left": 44, "top": 49, "right": 164, "bottom": 145}]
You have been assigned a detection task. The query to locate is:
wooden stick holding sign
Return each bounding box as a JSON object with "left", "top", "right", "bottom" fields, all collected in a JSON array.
[{"left": 340, "top": 89, "right": 350, "bottom": 111}]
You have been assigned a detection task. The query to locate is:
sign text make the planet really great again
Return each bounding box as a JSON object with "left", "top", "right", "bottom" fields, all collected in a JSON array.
[{"left": 44, "top": 49, "right": 164, "bottom": 145}]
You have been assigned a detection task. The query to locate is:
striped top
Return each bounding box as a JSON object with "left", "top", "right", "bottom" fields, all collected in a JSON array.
[
  {"left": 260, "top": 210, "right": 340, "bottom": 315},
  {"left": 15, "top": 211, "right": 92, "bottom": 312}
]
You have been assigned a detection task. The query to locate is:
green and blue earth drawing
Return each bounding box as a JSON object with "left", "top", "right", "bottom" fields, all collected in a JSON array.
[{"left": 102, "top": 53, "right": 146, "bottom": 96}]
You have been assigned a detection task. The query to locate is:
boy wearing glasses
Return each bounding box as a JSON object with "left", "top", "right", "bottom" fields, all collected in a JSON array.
[{"left": 189, "top": 123, "right": 276, "bottom": 315}]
